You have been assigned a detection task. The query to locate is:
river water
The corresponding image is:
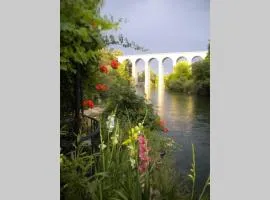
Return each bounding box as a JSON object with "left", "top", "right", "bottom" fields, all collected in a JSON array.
[{"left": 136, "top": 85, "right": 210, "bottom": 188}]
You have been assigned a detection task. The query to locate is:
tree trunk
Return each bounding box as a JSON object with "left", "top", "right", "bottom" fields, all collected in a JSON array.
[{"left": 74, "top": 65, "right": 81, "bottom": 135}]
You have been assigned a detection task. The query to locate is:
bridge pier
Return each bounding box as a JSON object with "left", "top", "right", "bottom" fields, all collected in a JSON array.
[
  {"left": 158, "top": 59, "right": 164, "bottom": 87},
  {"left": 131, "top": 60, "right": 137, "bottom": 85},
  {"left": 144, "top": 63, "right": 150, "bottom": 94}
]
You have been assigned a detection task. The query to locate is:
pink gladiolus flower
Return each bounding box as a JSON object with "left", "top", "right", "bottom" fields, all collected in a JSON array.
[{"left": 137, "top": 135, "right": 151, "bottom": 173}]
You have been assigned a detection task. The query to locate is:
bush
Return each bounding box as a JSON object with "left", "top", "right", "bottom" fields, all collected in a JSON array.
[
  {"left": 165, "top": 62, "right": 193, "bottom": 94},
  {"left": 191, "top": 58, "right": 210, "bottom": 96},
  {"left": 103, "top": 77, "right": 159, "bottom": 130}
]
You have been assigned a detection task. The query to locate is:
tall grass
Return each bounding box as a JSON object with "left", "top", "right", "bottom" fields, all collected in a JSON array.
[{"left": 188, "top": 144, "right": 210, "bottom": 200}]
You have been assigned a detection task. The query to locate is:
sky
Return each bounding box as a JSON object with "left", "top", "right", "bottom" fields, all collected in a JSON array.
[{"left": 101, "top": 0, "right": 209, "bottom": 74}]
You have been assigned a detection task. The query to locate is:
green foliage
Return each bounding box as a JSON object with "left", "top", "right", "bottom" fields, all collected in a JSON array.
[
  {"left": 103, "top": 76, "right": 159, "bottom": 130},
  {"left": 61, "top": 120, "right": 182, "bottom": 200},
  {"left": 137, "top": 69, "right": 158, "bottom": 87},
  {"left": 150, "top": 69, "right": 158, "bottom": 87},
  {"left": 173, "top": 61, "right": 192, "bottom": 80},
  {"left": 118, "top": 59, "right": 132, "bottom": 81},
  {"left": 165, "top": 61, "right": 193, "bottom": 93},
  {"left": 60, "top": 0, "right": 117, "bottom": 117},
  {"left": 191, "top": 57, "right": 210, "bottom": 96},
  {"left": 60, "top": 1, "right": 210, "bottom": 199},
  {"left": 60, "top": 0, "right": 116, "bottom": 72},
  {"left": 60, "top": 140, "right": 95, "bottom": 200},
  {"left": 60, "top": 118, "right": 209, "bottom": 200},
  {"left": 60, "top": 0, "right": 147, "bottom": 118},
  {"left": 138, "top": 71, "right": 145, "bottom": 82}
]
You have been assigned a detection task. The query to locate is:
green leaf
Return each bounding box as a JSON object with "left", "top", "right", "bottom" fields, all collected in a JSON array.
[
  {"left": 188, "top": 174, "right": 194, "bottom": 180},
  {"left": 113, "top": 190, "right": 128, "bottom": 200}
]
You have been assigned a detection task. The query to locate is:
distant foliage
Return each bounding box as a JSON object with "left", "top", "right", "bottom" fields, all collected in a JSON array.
[
  {"left": 118, "top": 59, "right": 132, "bottom": 82},
  {"left": 138, "top": 69, "right": 158, "bottom": 87},
  {"left": 191, "top": 44, "right": 210, "bottom": 95},
  {"left": 191, "top": 58, "right": 210, "bottom": 96},
  {"left": 165, "top": 61, "right": 193, "bottom": 93}
]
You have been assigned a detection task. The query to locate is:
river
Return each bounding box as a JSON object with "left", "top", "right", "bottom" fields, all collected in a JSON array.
[{"left": 136, "top": 85, "right": 210, "bottom": 189}]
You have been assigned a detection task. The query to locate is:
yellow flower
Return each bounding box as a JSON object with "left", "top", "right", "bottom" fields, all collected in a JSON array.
[
  {"left": 111, "top": 134, "right": 119, "bottom": 145},
  {"left": 132, "top": 133, "right": 138, "bottom": 140},
  {"left": 122, "top": 138, "right": 132, "bottom": 145}
]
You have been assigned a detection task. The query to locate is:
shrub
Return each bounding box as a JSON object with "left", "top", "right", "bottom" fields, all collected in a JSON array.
[
  {"left": 165, "top": 62, "right": 193, "bottom": 94},
  {"left": 192, "top": 58, "right": 210, "bottom": 96}
]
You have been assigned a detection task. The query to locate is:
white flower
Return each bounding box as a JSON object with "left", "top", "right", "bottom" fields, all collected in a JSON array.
[
  {"left": 167, "top": 142, "right": 173, "bottom": 147},
  {"left": 99, "top": 143, "right": 107, "bottom": 150},
  {"left": 130, "top": 158, "right": 136, "bottom": 168},
  {"left": 106, "top": 114, "right": 115, "bottom": 133}
]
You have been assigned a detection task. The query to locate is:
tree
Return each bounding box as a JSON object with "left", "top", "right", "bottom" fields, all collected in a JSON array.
[
  {"left": 61, "top": 0, "right": 118, "bottom": 135},
  {"left": 165, "top": 61, "right": 192, "bottom": 84},
  {"left": 191, "top": 43, "right": 210, "bottom": 95},
  {"left": 60, "top": 0, "right": 147, "bottom": 134}
]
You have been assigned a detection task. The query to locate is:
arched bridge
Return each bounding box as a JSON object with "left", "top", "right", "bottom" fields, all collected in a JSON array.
[{"left": 117, "top": 51, "right": 207, "bottom": 89}]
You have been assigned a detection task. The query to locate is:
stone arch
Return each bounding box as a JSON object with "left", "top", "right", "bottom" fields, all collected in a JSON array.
[
  {"left": 148, "top": 57, "right": 159, "bottom": 64},
  {"left": 148, "top": 58, "right": 159, "bottom": 87},
  {"left": 135, "top": 58, "right": 146, "bottom": 83},
  {"left": 162, "top": 57, "right": 173, "bottom": 75},
  {"left": 191, "top": 56, "right": 203, "bottom": 63},
  {"left": 148, "top": 58, "right": 159, "bottom": 74},
  {"left": 176, "top": 56, "right": 188, "bottom": 64}
]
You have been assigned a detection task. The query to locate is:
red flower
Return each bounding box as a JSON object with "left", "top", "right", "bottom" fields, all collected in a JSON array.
[
  {"left": 88, "top": 100, "right": 94, "bottom": 109},
  {"left": 100, "top": 65, "right": 109, "bottom": 74},
  {"left": 82, "top": 100, "right": 89, "bottom": 107},
  {"left": 163, "top": 128, "right": 169, "bottom": 133},
  {"left": 159, "top": 120, "right": 165, "bottom": 127},
  {"left": 96, "top": 84, "right": 108, "bottom": 91},
  {"left": 95, "top": 84, "right": 102, "bottom": 91},
  {"left": 82, "top": 100, "right": 94, "bottom": 109},
  {"left": 111, "top": 59, "right": 119, "bottom": 69}
]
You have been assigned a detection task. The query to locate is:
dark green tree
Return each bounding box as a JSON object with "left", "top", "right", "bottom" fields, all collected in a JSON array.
[{"left": 191, "top": 43, "right": 210, "bottom": 95}]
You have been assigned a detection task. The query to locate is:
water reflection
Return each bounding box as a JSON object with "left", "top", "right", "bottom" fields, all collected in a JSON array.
[
  {"left": 145, "top": 83, "right": 151, "bottom": 101},
  {"left": 157, "top": 80, "right": 165, "bottom": 119}
]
